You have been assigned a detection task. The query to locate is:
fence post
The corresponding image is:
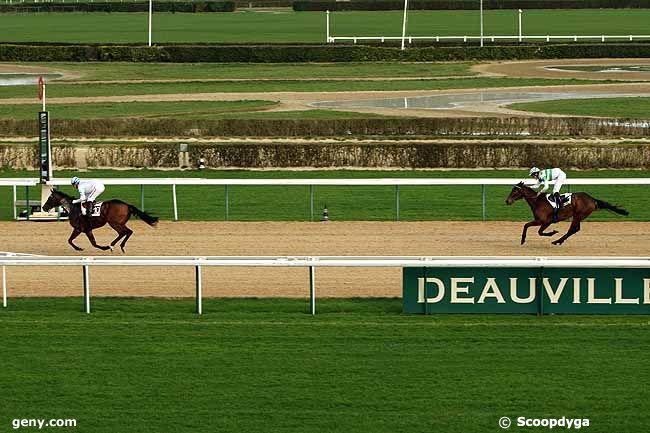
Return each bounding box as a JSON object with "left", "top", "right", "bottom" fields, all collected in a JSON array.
[
  {"left": 172, "top": 184, "right": 178, "bottom": 221},
  {"left": 25, "top": 185, "right": 29, "bottom": 221},
  {"left": 12, "top": 185, "right": 16, "bottom": 220},
  {"left": 310, "top": 185, "right": 314, "bottom": 222},
  {"left": 395, "top": 185, "right": 400, "bottom": 221},
  {"left": 195, "top": 264, "right": 203, "bottom": 315},
  {"left": 326, "top": 10, "right": 330, "bottom": 43},
  {"left": 83, "top": 265, "right": 90, "bottom": 314},
  {"left": 224, "top": 185, "right": 229, "bottom": 221},
  {"left": 2, "top": 265, "right": 7, "bottom": 308},
  {"left": 140, "top": 184, "right": 145, "bottom": 211},
  {"left": 309, "top": 265, "right": 316, "bottom": 315},
  {"left": 481, "top": 184, "right": 486, "bottom": 221}
]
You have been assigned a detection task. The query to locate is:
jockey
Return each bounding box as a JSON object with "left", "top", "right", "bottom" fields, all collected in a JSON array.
[
  {"left": 71, "top": 176, "right": 105, "bottom": 220},
  {"left": 529, "top": 166, "right": 567, "bottom": 215}
]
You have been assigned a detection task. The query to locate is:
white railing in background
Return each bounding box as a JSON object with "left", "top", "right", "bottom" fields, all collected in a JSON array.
[
  {"left": 328, "top": 35, "right": 650, "bottom": 44},
  {"left": 1, "top": 177, "right": 649, "bottom": 222},
  {"left": 2, "top": 254, "right": 649, "bottom": 315}
]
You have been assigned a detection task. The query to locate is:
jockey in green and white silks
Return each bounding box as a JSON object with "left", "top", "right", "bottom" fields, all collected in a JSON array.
[{"left": 529, "top": 167, "right": 567, "bottom": 210}]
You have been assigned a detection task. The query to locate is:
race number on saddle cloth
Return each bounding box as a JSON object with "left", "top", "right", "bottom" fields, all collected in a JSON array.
[
  {"left": 546, "top": 192, "right": 572, "bottom": 209},
  {"left": 71, "top": 177, "right": 105, "bottom": 216}
]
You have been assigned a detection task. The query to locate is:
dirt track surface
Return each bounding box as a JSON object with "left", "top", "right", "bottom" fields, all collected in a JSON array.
[{"left": 2, "top": 221, "right": 648, "bottom": 298}]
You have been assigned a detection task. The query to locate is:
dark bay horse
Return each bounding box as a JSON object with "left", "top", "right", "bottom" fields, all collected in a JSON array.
[
  {"left": 42, "top": 189, "right": 158, "bottom": 252},
  {"left": 505, "top": 182, "right": 628, "bottom": 245}
]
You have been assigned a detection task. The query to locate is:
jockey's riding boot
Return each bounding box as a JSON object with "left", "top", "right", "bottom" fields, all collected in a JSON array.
[
  {"left": 554, "top": 192, "right": 563, "bottom": 209},
  {"left": 86, "top": 201, "right": 94, "bottom": 222}
]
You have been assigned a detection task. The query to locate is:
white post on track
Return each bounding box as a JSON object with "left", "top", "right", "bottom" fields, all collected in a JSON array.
[
  {"left": 309, "top": 266, "right": 316, "bottom": 315},
  {"left": 148, "top": 0, "right": 153, "bottom": 47},
  {"left": 400, "top": 0, "right": 409, "bottom": 50},
  {"left": 83, "top": 265, "right": 90, "bottom": 314},
  {"left": 41, "top": 81, "right": 46, "bottom": 111},
  {"left": 518, "top": 9, "right": 522, "bottom": 42},
  {"left": 172, "top": 184, "right": 178, "bottom": 221},
  {"left": 326, "top": 10, "right": 330, "bottom": 43},
  {"left": 12, "top": 185, "right": 16, "bottom": 220},
  {"left": 481, "top": 0, "right": 483, "bottom": 46},
  {"left": 195, "top": 264, "right": 202, "bottom": 315},
  {"left": 2, "top": 265, "right": 7, "bottom": 308}
]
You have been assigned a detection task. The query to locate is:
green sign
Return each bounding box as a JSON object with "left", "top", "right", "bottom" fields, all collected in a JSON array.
[{"left": 403, "top": 267, "right": 650, "bottom": 314}]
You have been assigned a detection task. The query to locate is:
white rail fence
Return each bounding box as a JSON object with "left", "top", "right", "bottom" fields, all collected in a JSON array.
[
  {"left": 2, "top": 177, "right": 650, "bottom": 221},
  {"left": 328, "top": 35, "right": 650, "bottom": 44},
  {"left": 2, "top": 254, "right": 650, "bottom": 315}
]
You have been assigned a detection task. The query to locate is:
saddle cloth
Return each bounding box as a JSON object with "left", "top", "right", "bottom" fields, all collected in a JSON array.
[
  {"left": 89, "top": 202, "right": 103, "bottom": 217},
  {"left": 546, "top": 193, "right": 572, "bottom": 209}
]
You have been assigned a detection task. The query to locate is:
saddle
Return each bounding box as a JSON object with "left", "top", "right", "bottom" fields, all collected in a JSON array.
[{"left": 546, "top": 193, "right": 571, "bottom": 209}]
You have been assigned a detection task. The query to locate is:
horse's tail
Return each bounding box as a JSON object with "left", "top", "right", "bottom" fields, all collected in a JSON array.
[
  {"left": 594, "top": 198, "right": 629, "bottom": 216},
  {"left": 128, "top": 204, "right": 159, "bottom": 226}
]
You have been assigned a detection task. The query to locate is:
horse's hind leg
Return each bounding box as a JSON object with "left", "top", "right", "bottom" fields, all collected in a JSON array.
[
  {"left": 552, "top": 221, "right": 581, "bottom": 246},
  {"left": 538, "top": 223, "right": 558, "bottom": 237},
  {"left": 118, "top": 226, "right": 134, "bottom": 253},
  {"left": 108, "top": 222, "right": 127, "bottom": 248},
  {"left": 85, "top": 230, "right": 111, "bottom": 251},
  {"left": 68, "top": 228, "right": 83, "bottom": 251}
]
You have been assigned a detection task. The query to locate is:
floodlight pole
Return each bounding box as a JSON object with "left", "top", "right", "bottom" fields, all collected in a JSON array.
[
  {"left": 148, "top": 0, "right": 152, "bottom": 47},
  {"left": 518, "top": 9, "right": 523, "bottom": 42},
  {"left": 481, "top": 0, "right": 483, "bottom": 46},
  {"left": 400, "top": 0, "right": 409, "bottom": 50}
]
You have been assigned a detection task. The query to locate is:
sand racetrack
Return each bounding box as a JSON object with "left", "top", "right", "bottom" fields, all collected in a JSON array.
[{"left": 2, "top": 221, "right": 648, "bottom": 298}]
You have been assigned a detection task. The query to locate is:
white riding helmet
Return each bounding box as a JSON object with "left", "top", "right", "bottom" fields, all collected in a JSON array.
[
  {"left": 71, "top": 176, "right": 81, "bottom": 186},
  {"left": 529, "top": 167, "right": 541, "bottom": 176}
]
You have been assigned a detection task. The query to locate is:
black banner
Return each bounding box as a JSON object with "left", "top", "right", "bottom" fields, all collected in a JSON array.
[{"left": 38, "top": 111, "right": 50, "bottom": 182}]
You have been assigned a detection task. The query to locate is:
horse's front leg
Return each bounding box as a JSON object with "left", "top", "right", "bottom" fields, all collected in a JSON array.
[
  {"left": 84, "top": 230, "right": 111, "bottom": 251},
  {"left": 521, "top": 220, "right": 542, "bottom": 245},
  {"left": 552, "top": 221, "right": 581, "bottom": 246},
  {"left": 538, "top": 223, "right": 558, "bottom": 237},
  {"left": 68, "top": 228, "right": 83, "bottom": 251}
]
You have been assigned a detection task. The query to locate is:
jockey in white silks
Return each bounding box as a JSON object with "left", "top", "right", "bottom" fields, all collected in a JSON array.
[
  {"left": 529, "top": 167, "right": 567, "bottom": 221},
  {"left": 71, "top": 176, "right": 105, "bottom": 220}
]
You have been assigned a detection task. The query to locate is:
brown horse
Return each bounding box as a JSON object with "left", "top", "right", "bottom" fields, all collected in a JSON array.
[
  {"left": 505, "top": 182, "right": 628, "bottom": 245},
  {"left": 42, "top": 189, "right": 158, "bottom": 252}
]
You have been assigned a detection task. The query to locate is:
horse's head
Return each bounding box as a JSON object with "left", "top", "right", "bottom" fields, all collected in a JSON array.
[
  {"left": 505, "top": 182, "right": 526, "bottom": 205},
  {"left": 42, "top": 188, "right": 71, "bottom": 212}
]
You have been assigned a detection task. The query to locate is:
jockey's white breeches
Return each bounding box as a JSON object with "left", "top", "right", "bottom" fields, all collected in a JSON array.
[
  {"left": 86, "top": 184, "right": 105, "bottom": 202},
  {"left": 553, "top": 171, "right": 566, "bottom": 194}
]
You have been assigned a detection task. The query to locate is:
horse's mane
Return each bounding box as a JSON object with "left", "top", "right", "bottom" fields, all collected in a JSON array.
[
  {"left": 52, "top": 188, "right": 75, "bottom": 201},
  {"left": 516, "top": 181, "right": 535, "bottom": 192}
]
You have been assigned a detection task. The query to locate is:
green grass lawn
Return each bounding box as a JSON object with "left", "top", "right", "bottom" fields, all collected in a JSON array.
[
  {"left": 1, "top": 9, "right": 649, "bottom": 43},
  {"left": 37, "top": 61, "right": 477, "bottom": 81},
  {"left": 509, "top": 97, "right": 650, "bottom": 119},
  {"left": 0, "top": 298, "right": 648, "bottom": 433},
  {"left": 0, "top": 100, "right": 279, "bottom": 120},
  {"left": 2, "top": 168, "right": 647, "bottom": 221},
  {"left": 0, "top": 77, "right": 605, "bottom": 99}
]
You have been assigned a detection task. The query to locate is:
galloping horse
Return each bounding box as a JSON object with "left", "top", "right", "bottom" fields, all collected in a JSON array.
[
  {"left": 505, "top": 182, "right": 628, "bottom": 245},
  {"left": 42, "top": 189, "right": 158, "bottom": 252}
]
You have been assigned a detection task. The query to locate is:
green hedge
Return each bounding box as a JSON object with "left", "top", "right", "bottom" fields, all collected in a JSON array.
[
  {"left": 0, "top": 117, "right": 648, "bottom": 138},
  {"left": 2, "top": 42, "right": 650, "bottom": 62},
  {"left": 0, "top": 1, "right": 235, "bottom": 13},
  {"left": 294, "top": 0, "right": 650, "bottom": 10}
]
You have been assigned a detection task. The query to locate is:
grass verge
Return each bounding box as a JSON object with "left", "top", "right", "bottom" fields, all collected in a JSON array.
[{"left": 509, "top": 97, "right": 650, "bottom": 119}]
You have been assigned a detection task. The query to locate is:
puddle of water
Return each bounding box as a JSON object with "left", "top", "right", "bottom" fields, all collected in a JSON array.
[
  {"left": 0, "top": 73, "right": 62, "bottom": 86},
  {"left": 312, "top": 91, "right": 648, "bottom": 111},
  {"left": 545, "top": 65, "right": 650, "bottom": 73}
]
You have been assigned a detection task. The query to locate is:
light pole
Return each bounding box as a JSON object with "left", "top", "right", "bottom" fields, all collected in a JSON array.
[
  {"left": 481, "top": 0, "right": 483, "bottom": 46},
  {"left": 518, "top": 9, "right": 523, "bottom": 43},
  {"left": 400, "top": 0, "right": 409, "bottom": 50}
]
